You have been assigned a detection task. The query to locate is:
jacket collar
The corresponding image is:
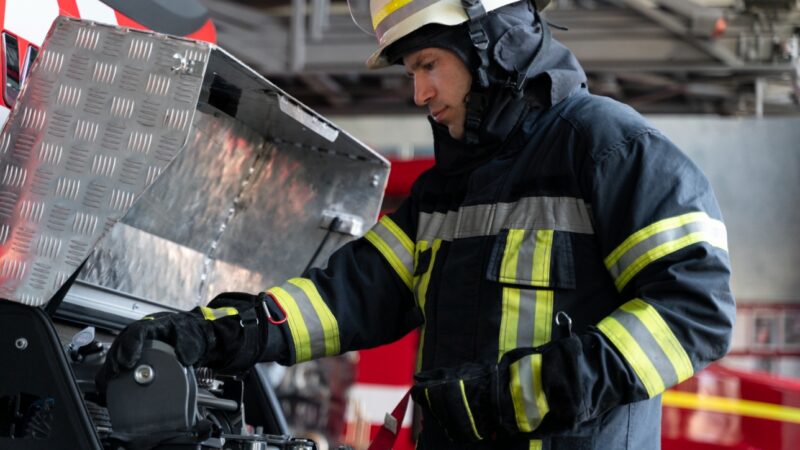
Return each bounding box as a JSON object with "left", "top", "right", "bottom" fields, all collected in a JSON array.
[{"left": 431, "top": 36, "right": 586, "bottom": 175}]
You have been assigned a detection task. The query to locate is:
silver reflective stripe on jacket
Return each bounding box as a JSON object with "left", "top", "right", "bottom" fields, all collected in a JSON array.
[
  {"left": 604, "top": 211, "right": 727, "bottom": 291},
  {"left": 417, "top": 196, "right": 594, "bottom": 242},
  {"left": 597, "top": 298, "right": 694, "bottom": 398},
  {"left": 509, "top": 353, "right": 548, "bottom": 433},
  {"left": 268, "top": 277, "right": 341, "bottom": 363},
  {"left": 365, "top": 215, "right": 415, "bottom": 289}
]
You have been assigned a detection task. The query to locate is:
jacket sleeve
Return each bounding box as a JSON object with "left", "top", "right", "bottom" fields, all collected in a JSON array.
[
  {"left": 538, "top": 128, "right": 735, "bottom": 429},
  {"left": 263, "top": 198, "right": 423, "bottom": 366}
]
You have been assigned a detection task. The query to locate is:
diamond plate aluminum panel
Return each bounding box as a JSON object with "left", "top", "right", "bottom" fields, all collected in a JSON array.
[
  {"left": 79, "top": 108, "right": 387, "bottom": 309},
  {"left": 0, "top": 17, "right": 210, "bottom": 306},
  {"left": 2, "top": 17, "right": 388, "bottom": 312}
]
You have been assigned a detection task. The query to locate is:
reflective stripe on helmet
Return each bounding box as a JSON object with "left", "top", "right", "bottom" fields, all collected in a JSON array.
[
  {"left": 373, "top": 0, "right": 414, "bottom": 31},
  {"left": 374, "top": 0, "right": 437, "bottom": 41},
  {"left": 366, "top": 0, "right": 518, "bottom": 68}
]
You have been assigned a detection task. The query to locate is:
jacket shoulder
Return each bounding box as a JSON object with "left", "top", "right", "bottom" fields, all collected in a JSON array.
[{"left": 555, "top": 93, "right": 662, "bottom": 162}]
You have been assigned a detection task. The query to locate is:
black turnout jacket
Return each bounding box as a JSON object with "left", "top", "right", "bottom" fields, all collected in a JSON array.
[{"left": 263, "top": 38, "right": 735, "bottom": 450}]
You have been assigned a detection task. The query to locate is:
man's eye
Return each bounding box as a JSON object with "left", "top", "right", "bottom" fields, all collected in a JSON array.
[{"left": 423, "top": 61, "right": 435, "bottom": 71}]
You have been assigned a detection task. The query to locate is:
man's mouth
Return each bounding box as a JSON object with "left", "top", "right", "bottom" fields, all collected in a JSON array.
[{"left": 430, "top": 107, "right": 447, "bottom": 123}]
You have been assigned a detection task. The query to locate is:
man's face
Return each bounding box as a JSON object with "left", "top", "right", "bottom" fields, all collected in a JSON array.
[{"left": 402, "top": 47, "right": 472, "bottom": 140}]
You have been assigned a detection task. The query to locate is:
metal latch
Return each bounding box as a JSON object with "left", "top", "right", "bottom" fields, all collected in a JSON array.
[{"left": 320, "top": 210, "right": 364, "bottom": 236}]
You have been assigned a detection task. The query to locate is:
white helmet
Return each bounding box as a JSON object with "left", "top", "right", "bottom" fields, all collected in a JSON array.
[{"left": 366, "top": 0, "right": 545, "bottom": 68}]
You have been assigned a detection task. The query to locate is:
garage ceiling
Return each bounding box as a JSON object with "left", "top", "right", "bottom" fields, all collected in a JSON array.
[{"left": 201, "top": 0, "right": 800, "bottom": 115}]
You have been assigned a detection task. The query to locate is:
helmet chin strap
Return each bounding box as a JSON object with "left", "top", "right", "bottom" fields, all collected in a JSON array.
[
  {"left": 463, "top": 89, "right": 487, "bottom": 146},
  {"left": 460, "top": 0, "right": 489, "bottom": 146},
  {"left": 461, "top": 0, "right": 491, "bottom": 89}
]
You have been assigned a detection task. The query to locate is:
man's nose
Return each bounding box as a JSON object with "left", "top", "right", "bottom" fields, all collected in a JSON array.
[{"left": 413, "top": 76, "right": 434, "bottom": 106}]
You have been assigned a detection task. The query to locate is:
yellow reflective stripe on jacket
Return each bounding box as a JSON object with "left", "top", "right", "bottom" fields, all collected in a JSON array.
[
  {"left": 415, "top": 239, "right": 442, "bottom": 373},
  {"left": 414, "top": 240, "right": 442, "bottom": 311},
  {"left": 199, "top": 306, "right": 238, "bottom": 321},
  {"left": 423, "top": 387, "right": 440, "bottom": 425},
  {"left": 621, "top": 299, "right": 693, "bottom": 382},
  {"left": 605, "top": 211, "right": 728, "bottom": 291},
  {"left": 499, "top": 229, "right": 524, "bottom": 282},
  {"left": 289, "top": 278, "right": 340, "bottom": 357},
  {"left": 598, "top": 298, "right": 694, "bottom": 398},
  {"left": 269, "top": 286, "right": 312, "bottom": 363},
  {"left": 458, "top": 379, "right": 483, "bottom": 440},
  {"left": 365, "top": 215, "right": 414, "bottom": 290},
  {"left": 267, "top": 278, "right": 340, "bottom": 363},
  {"left": 497, "top": 229, "right": 555, "bottom": 361},
  {"left": 532, "top": 230, "right": 554, "bottom": 284},
  {"left": 498, "top": 288, "right": 553, "bottom": 361},
  {"left": 533, "top": 290, "right": 553, "bottom": 347},
  {"left": 498, "top": 229, "right": 555, "bottom": 287},
  {"left": 529, "top": 440, "right": 543, "bottom": 450},
  {"left": 509, "top": 353, "right": 548, "bottom": 432},
  {"left": 499, "top": 287, "right": 521, "bottom": 359}
]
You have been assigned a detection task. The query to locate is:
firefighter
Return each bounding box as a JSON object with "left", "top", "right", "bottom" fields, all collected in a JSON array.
[{"left": 98, "top": 0, "right": 735, "bottom": 448}]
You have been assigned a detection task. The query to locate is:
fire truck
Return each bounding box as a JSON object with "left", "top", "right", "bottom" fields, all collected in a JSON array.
[{"left": 1, "top": 3, "right": 798, "bottom": 450}]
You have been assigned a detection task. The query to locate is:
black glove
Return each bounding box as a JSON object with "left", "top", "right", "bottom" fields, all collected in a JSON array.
[
  {"left": 411, "top": 363, "right": 498, "bottom": 443},
  {"left": 411, "top": 347, "right": 552, "bottom": 443},
  {"left": 96, "top": 292, "right": 275, "bottom": 393}
]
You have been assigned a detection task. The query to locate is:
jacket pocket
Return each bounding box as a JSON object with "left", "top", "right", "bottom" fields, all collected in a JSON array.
[
  {"left": 486, "top": 229, "right": 575, "bottom": 289},
  {"left": 488, "top": 229, "right": 576, "bottom": 359}
]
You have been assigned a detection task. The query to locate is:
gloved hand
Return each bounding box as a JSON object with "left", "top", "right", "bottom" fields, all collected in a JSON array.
[
  {"left": 411, "top": 363, "right": 498, "bottom": 443},
  {"left": 411, "top": 347, "right": 551, "bottom": 443},
  {"left": 96, "top": 292, "right": 275, "bottom": 393}
]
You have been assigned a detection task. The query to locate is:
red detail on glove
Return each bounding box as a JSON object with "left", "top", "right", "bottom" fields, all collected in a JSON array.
[{"left": 266, "top": 292, "right": 288, "bottom": 325}]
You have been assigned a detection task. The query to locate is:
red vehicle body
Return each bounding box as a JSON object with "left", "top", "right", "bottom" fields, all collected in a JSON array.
[
  {"left": 0, "top": 0, "right": 216, "bottom": 121},
  {"left": 345, "top": 157, "right": 800, "bottom": 450}
]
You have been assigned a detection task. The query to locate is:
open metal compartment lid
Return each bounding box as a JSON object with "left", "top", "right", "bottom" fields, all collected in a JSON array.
[{"left": 0, "top": 17, "right": 388, "bottom": 317}]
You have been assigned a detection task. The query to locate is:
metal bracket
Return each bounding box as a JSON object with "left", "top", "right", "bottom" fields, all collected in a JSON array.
[{"left": 321, "top": 210, "right": 364, "bottom": 236}]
